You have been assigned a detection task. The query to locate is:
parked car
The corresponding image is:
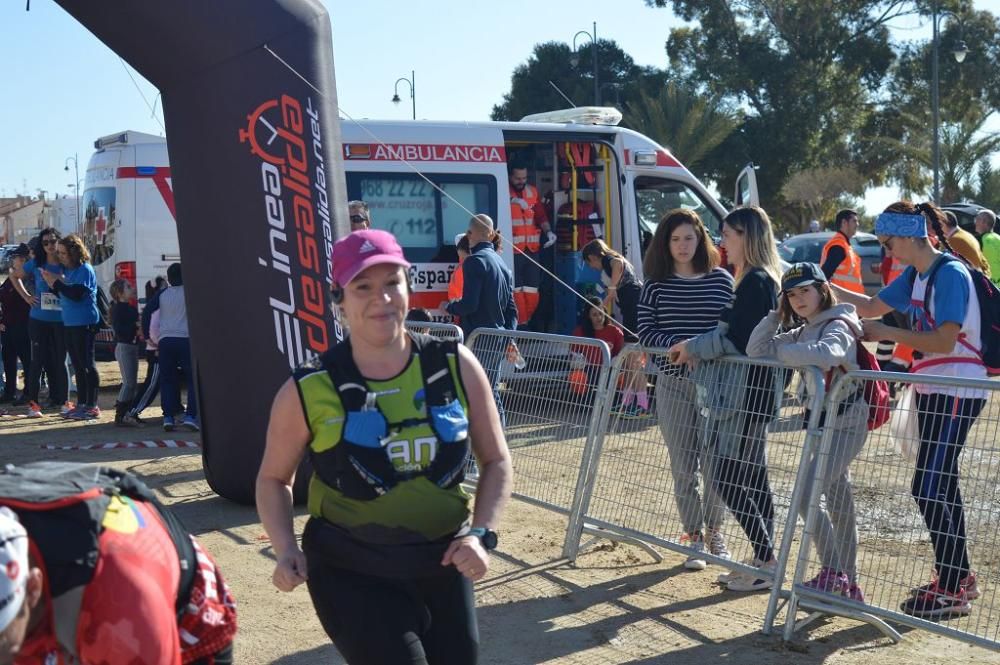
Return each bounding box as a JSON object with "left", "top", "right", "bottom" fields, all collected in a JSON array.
[
  {"left": 941, "top": 201, "right": 987, "bottom": 234},
  {"left": 777, "top": 231, "right": 882, "bottom": 296}
]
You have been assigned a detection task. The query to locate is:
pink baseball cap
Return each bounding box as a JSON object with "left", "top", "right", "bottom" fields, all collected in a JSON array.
[{"left": 332, "top": 229, "right": 411, "bottom": 287}]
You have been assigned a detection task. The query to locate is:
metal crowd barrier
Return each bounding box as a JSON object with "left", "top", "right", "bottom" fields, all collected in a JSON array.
[
  {"left": 465, "top": 329, "right": 613, "bottom": 520},
  {"left": 564, "top": 349, "right": 829, "bottom": 634},
  {"left": 404, "top": 320, "right": 464, "bottom": 343},
  {"left": 786, "top": 369, "right": 1000, "bottom": 652}
]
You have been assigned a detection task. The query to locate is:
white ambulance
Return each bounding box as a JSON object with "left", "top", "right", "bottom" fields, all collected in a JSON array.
[
  {"left": 82, "top": 130, "right": 177, "bottom": 311},
  {"left": 340, "top": 107, "right": 757, "bottom": 334}
]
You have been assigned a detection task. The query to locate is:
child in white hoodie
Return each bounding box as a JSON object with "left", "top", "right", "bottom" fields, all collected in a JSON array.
[{"left": 748, "top": 262, "right": 868, "bottom": 602}]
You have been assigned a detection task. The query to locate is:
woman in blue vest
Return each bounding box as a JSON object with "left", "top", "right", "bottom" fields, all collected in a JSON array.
[
  {"left": 257, "top": 229, "right": 512, "bottom": 665},
  {"left": 17, "top": 228, "right": 69, "bottom": 417}
]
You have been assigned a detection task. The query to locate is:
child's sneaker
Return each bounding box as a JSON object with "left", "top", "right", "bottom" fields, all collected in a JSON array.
[
  {"left": 26, "top": 401, "right": 43, "bottom": 419},
  {"left": 60, "top": 401, "right": 77, "bottom": 417},
  {"left": 119, "top": 413, "right": 144, "bottom": 428},
  {"left": 163, "top": 416, "right": 176, "bottom": 432},
  {"left": 681, "top": 533, "right": 707, "bottom": 571},
  {"left": 910, "top": 571, "right": 979, "bottom": 601},
  {"left": 901, "top": 582, "right": 971, "bottom": 619},
  {"left": 707, "top": 529, "right": 731, "bottom": 560},
  {"left": 718, "top": 559, "right": 761, "bottom": 585},
  {"left": 81, "top": 406, "right": 101, "bottom": 420},
  {"left": 727, "top": 559, "right": 777, "bottom": 592},
  {"left": 179, "top": 415, "right": 200, "bottom": 432},
  {"left": 802, "top": 567, "right": 849, "bottom": 594},
  {"left": 843, "top": 583, "right": 866, "bottom": 603}
]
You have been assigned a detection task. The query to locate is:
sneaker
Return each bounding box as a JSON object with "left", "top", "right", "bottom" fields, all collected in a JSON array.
[
  {"left": 681, "top": 533, "right": 707, "bottom": 571},
  {"left": 802, "top": 567, "right": 849, "bottom": 594},
  {"left": 727, "top": 559, "right": 777, "bottom": 592},
  {"left": 81, "top": 406, "right": 101, "bottom": 420},
  {"left": 718, "top": 558, "right": 761, "bottom": 585},
  {"left": 26, "top": 401, "right": 43, "bottom": 419},
  {"left": 163, "top": 416, "right": 176, "bottom": 432},
  {"left": 843, "top": 583, "right": 866, "bottom": 603},
  {"left": 179, "top": 415, "right": 200, "bottom": 432},
  {"left": 707, "top": 529, "right": 731, "bottom": 560},
  {"left": 901, "top": 582, "right": 971, "bottom": 619},
  {"left": 119, "top": 414, "right": 144, "bottom": 428},
  {"left": 910, "top": 572, "right": 979, "bottom": 601},
  {"left": 60, "top": 401, "right": 77, "bottom": 417}
]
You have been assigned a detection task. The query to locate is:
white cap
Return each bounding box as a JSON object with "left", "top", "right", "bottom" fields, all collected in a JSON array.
[{"left": 0, "top": 507, "right": 28, "bottom": 632}]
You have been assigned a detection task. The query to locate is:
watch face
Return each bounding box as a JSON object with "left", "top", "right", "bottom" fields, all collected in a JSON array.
[{"left": 481, "top": 530, "right": 498, "bottom": 551}]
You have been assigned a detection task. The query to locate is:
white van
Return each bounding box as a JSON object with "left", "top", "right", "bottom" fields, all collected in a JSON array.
[
  {"left": 82, "top": 130, "right": 177, "bottom": 309},
  {"left": 340, "top": 107, "right": 757, "bottom": 333}
]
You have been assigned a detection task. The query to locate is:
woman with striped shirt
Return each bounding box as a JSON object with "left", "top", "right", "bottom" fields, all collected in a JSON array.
[{"left": 638, "top": 209, "right": 734, "bottom": 569}]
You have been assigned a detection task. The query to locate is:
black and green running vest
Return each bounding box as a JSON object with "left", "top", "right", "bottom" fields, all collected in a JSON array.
[{"left": 294, "top": 333, "right": 471, "bottom": 544}]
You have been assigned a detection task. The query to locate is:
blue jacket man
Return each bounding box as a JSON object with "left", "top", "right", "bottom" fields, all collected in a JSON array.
[{"left": 446, "top": 214, "right": 518, "bottom": 338}]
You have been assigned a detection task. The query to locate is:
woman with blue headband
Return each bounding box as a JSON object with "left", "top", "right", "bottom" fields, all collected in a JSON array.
[{"left": 831, "top": 200, "right": 987, "bottom": 620}]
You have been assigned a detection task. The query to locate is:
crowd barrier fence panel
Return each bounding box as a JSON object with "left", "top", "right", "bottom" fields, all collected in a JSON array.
[
  {"left": 465, "top": 329, "right": 615, "bottom": 525},
  {"left": 404, "top": 320, "right": 464, "bottom": 343},
  {"left": 564, "top": 349, "right": 829, "bottom": 633},
  {"left": 785, "top": 369, "right": 1000, "bottom": 651}
]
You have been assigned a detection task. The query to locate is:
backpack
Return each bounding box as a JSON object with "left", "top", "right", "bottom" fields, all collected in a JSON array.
[
  {"left": 909, "top": 253, "right": 1000, "bottom": 376},
  {"left": 816, "top": 318, "right": 891, "bottom": 431},
  {"left": 0, "top": 462, "right": 196, "bottom": 619}
]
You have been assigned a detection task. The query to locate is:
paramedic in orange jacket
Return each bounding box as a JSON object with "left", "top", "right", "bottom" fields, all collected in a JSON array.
[
  {"left": 509, "top": 163, "right": 548, "bottom": 324},
  {"left": 820, "top": 209, "right": 865, "bottom": 294}
]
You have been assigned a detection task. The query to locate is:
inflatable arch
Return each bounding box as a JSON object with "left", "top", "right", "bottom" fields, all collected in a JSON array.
[{"left": 54, "top": 0, "right": 348, "bottom": 503}]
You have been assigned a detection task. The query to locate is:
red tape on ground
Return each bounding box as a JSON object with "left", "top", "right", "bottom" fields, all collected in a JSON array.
[{"left": 40, "top": 440, "right": 201, "bottom": 451}]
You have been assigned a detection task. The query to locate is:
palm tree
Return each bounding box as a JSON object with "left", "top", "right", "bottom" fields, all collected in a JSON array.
[{"left": 622, "top": 83, "right": 742, "bottom": 177}]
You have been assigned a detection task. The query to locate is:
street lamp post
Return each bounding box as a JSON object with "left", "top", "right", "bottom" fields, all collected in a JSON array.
[
  {"left": 64, "top": 154, "right": 81, "bottom": 232},
  {"left": 930, "top": 2, "right": 968, "bottom": 203},
  {"left": 392, "top": 70, "right": 416, "bottom": 120},
  {"left": 571, "top": 22, "right": 599, "bottom": 106}
]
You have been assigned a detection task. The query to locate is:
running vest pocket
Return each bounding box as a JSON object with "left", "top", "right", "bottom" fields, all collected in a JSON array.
[
  {"left": 429, "top": 400, "right": 468, "bottom": 442},
  {"left": 343, "top": 409, "right": 389, "bottom": 448}
]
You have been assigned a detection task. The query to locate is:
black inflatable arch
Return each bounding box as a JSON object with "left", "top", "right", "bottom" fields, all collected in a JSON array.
[{"left": 55, "top": 0, "right": 348, "bottom": 503}]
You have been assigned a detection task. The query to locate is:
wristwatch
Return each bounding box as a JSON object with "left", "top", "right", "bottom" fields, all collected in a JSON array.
[{"left": 466, "top": 527, "right": 498, "bottom": 551}]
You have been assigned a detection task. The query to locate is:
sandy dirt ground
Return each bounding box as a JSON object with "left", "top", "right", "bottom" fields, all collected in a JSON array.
[{"left": 1, "top": 361, "right": 998, "bottom": 664}]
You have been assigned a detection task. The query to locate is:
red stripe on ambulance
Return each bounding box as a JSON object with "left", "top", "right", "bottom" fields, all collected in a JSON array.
[{"left": 344, "top": 143, "right": 506, "bottom": 163}]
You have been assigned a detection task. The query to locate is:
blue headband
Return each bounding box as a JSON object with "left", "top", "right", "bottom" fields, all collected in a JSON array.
[{"left": 874, "top": 212, "right": 927, "bottom": 238}]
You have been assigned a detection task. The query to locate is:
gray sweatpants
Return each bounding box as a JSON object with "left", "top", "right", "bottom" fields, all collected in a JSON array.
[
  {"left": 797, "top": 399, "right": 868, "bottom": 580},
  {"left": 115, "top": 342, "right": 140, "bottom": 404},
  {"left": 655, "top": 374, "right": 726, "bottom": 535}
]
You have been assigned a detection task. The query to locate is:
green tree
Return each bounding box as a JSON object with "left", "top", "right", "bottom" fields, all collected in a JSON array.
[
  {"left": 971, "top": 160, "right": 1000, "bottom": 211},
  {"left": 622, "top": 83, "right": 743, "bottom": 177},
  {"left": 491, "top": 40, "right": 666, "bottom": 121},
  {"left": 646, "top": 0, "right": 910, "bottom": 212}
]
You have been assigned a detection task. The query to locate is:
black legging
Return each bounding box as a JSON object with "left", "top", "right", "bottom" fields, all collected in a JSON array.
[
  {"left": 64, "top": 325, "right": 99, "bottom": 407},
  {"left": 1, "top": 322, "right": 30, "bottom": 397},
  {"left": 303, "top": 543, "right": 478, "bottom": 664},
  {"left": 26, "top": 318, "right": 68, "bottom": 404},
  {"left": 617, "top": 284, "right": 641, "bottom": 342},
  {"left": 713, "top": 416, "right": 776, "bottom": 563},
  {"left": 913, "top": 392, "right": 985, "bottom": 593}
]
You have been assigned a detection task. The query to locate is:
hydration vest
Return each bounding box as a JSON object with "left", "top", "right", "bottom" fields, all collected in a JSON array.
[{"left": 306, "top": 333, "right": 471, "bottom": 501}]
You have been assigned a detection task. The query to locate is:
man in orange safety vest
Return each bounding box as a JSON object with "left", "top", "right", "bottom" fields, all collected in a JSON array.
[
  {"left": 820, "top": 208, "right": 865, "bottom": 293},
  {"left": 509, "top": 162, "right": 548, "bottom": 324}
]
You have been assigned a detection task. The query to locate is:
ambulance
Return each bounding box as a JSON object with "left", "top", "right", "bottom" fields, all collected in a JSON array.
[
  {"left": 82, "top": 130, "right": 177, "bottom": 312},
  {"left": 340, "top": 106, "right": 757, "bottom": 335}
]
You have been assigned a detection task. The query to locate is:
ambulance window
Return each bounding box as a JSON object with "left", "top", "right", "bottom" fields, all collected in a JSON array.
[
  {"left": 82, "top": 187, "right": 116, "bottom": 266},
  {"left": 633, "top": 176, "right": 723, "bottom": 237},
  {"left": 347, "top": 173, "right": 496, "bottom": 263},
  {"left": 440, "top": 182, "right": 491, "bottom": 246}
]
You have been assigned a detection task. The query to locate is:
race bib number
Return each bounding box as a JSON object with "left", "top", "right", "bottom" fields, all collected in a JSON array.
[{"left": 41, "top": 292, "right": 61, "bottom": 311}]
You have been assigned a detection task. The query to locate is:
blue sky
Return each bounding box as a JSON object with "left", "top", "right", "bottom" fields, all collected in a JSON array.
[{"left": 2, "top": 0, "right": 998, "bottom": 212}]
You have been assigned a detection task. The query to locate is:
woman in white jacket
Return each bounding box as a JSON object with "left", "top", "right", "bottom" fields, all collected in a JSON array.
[{"left": 748, "top": 262, "right": 867, "bottom": 602}]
